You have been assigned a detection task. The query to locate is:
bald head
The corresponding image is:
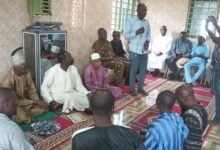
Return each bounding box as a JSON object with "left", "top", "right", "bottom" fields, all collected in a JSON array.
[
  {"left": 91, "top": 89, "right": 114, "bottom": 116},
  {"left": 156, "top": 90, "right": 176, "bottom": 112},
  {"left": 175, "top": 85, "right": 196, "bottom": 109},
  {"left": 0, "top": 87, "right": 16, "bottom": 116}
]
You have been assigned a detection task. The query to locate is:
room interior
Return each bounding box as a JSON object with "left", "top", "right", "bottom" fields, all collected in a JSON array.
[{"left": 0, "top": 0, "right": 219, "bottom": 149}]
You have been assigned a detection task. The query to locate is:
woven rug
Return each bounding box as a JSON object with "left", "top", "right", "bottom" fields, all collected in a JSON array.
[
  {"left": 28, "top": 75, "right": 165, "bottom": 150},
  {"left": 28, "top": 76, "right": 215, "bottom": 150},
  {"left": 128, "top": 81, "right": 215, "bottom": 142}
]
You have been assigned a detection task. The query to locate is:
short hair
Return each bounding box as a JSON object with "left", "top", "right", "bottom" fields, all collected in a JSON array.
[
  {"left": 175, "top": 85, "right": 194, "bottom": 100},
  {"left": 57, "top": 51, "right": 68, "bottom": 63},
  {"left": 161, "top": 25, "right": 167, "bottom": 30},
  {"left": 137, "top": 3, "right": 146, "bottom": 10},
  {"left": 98, "top": 28, "right": 106, "bottom": 34},
  {"left": 91, "top": 89, "right": 114, "bottom": 116},
  {"left": 157, "top": 90, "right": 176, "bottom": 110},
  {"left": 180, "top": 31, "right": 187, "bottom": 35},
  {"left": 0, "top": 87, "right": 14, "bottom": 102},
  {"left": 112, "top": 31, "right": 120, "bottom": 35}
]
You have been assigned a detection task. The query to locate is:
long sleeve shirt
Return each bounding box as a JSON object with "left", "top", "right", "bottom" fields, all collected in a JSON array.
[{"left": 124, "top": 16, "right": 151, "bottom": 54}]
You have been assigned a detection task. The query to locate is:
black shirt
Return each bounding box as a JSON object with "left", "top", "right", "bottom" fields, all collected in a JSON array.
[{"left": 72, "top": 125, "right": 145, "bottom": 150}]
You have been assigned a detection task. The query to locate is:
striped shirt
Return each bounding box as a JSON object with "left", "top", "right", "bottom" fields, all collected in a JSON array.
[{"left": 144, "top": 112, "right": 189, "bottom": 150}]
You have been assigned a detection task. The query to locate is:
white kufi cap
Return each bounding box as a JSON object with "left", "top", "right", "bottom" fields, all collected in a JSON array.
[
  {"left": 11, "top": 48, "right": 25, "bottom": 66},
  {"left": 91, "top": 53, "right": 101, "bottom": 60},
  {"left": 51, "top": 45, "right": 61, "bottom": 53}
]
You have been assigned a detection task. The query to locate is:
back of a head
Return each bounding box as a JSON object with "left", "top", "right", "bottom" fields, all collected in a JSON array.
[
  {"left": 58, "top": 51, "right": 68, "bottom": 63},
  {"left": 175, "top": 85, "right": 195, "bottom": 101},
  {"left": 157, "top": 90, "right": 176, "bottom": 111},
  {"left": 0, "top": 87, "right": 16, "bottom": 116},
  {"left": 91, "top": 89, "right": 114, "bottom": 116}
]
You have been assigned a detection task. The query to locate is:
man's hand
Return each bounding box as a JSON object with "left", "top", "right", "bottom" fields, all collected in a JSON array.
[
  {"left": 136, "top": 27, "right": 145, "bottom": 35},
  {"left": 87, "top": 93, "right": 92, "bottom": 101},
  {"left": 144, "top": 40, "right": 150, "bottom": 50},
  {"left": 156, "top": 52, "right": 163, "bottom": 56},
  {"left": 49, "top": 101, "right": 61, "bottom": 111},
  {"left": 34, "top": 100, "right": 48, "bottom": 110}
]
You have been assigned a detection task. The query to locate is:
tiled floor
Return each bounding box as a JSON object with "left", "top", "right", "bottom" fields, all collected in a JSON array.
[{"left": 53, "top": 78, "right": 219, "bottom": 150}]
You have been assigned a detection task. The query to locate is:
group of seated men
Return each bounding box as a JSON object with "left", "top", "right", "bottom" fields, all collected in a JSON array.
[
  {"left": 0, "top": 84, "right": 208, "bottom": 150},
  {"left": 148, "top": 26, "right": 210, "bottom": 86}
]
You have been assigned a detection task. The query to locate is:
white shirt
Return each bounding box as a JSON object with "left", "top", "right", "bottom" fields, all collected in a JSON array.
[
  {"left": 41, "top": 64, "right": 90, "bottom": 103},
  {"left": 0, "top": 113, "right": 34, "bottom": 150}
]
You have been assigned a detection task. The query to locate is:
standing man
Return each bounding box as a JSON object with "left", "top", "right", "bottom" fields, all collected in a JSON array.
[
  {"left": 206, "top": 16, "right": 220, "bottom": 125},
  {"left": 165, "top": 31, "right": 192, "bottom": 80},
  {"left": 148, "top": 25, "right": 172, "bottom": 76},
  {"left": 124, "top": 3, "right": 151, "bottom": 96},
  {"left": 184, "top": 36, "right": 209, "bottom": 86}
]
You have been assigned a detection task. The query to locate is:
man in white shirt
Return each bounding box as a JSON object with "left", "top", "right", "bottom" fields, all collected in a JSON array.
[
  {"left": 0, "top": 87, "right": 34, "bottom": 150},
  {"left": 148, "top": 26, "right": 172, "bottom": 76},
  {"left": 41, "top": 51, "right": 91, "bottom": 113}
]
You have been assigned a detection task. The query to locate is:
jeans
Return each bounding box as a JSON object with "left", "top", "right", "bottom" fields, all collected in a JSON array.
[
  {"left": 214, "top": 62, "right": 220, "bottom": 123},
  {"left": 129, "top": 51, "right": 148, "bottom": 91}
]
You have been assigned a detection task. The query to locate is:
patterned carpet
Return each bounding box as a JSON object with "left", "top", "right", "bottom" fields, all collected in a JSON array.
[{"left": 25, "top": 75, "right": 218, "bottom": 150}]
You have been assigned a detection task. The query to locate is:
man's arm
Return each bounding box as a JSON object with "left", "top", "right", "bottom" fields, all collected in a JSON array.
[
  {"left": 26, "top": 72, "right": 39, "bottom": 100},
  {"left": 84, "top": 67, "right": 98, "bottom": 92},
  {"left": 40, "top": 70, "right": 55, "bottom": 104},
  {"left": 144, "top": 128, "right": 157, "bottom": 150},
  {"left": 206, "top": 20, "right": 220, "bottom": 45},
  {"left": 124, "top": 18, "right": 137, "bottom": 40}
]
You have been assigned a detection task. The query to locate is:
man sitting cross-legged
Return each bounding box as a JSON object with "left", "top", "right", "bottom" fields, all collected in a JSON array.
[
  {"left": 175, "top": 85, "right": 208, "bottom": 150},
  {"left": 41, "top": 51, "right": 91, "bottom": 114},
  {"left": 144, "top": 90, "right": 188, "bottom": 150},
  {"left": 84, "top": 53, "right": 123, "bottom": 99},
  {"left": 72, "top": 89, "right": 145, "bottom": 150},
  {"left": 2, "top": 47, "right": 47, "bottom": 123}
]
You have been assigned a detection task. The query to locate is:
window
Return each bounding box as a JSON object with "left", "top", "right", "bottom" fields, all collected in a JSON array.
[
  {"left": 186, "top": 0, "right": 220, "bottom": 38},
  {"left": 111, "top": 0, "right": 139, "bottom": 32}
]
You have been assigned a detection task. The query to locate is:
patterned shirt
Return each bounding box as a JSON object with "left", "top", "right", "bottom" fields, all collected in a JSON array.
[
  {"left": 182, "top": 104, "right": 208, "bottom": 150},
  {"left": 144, "top": 112, "right": 189, "bottom": 150}
]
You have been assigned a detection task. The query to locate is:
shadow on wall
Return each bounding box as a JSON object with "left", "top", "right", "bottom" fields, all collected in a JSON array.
[{"left": 171, "top": 31, "right": 179, "bottom": 39}]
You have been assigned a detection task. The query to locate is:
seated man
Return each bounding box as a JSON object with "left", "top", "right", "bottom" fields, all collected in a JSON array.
[
  {"left": 175, "top": 85, "right": 208, "bottom": 150},
  {"left": 111, "top": 31, "right": 128, "bottom": 58},
  {"left": 92, "top": 28, "right": 126, "bottom": 86},
  {"left": 0, "top": 88, "right": 34, "bottom": 150},
  {"left": 184, "top": 36, "right": 209, "bottom": 86},
  {"left": 41, "top": 51, "right": 90, "bottom": 113},
  {"left": 165, "top": 31, "right": 192, "bottom": 80},
  {"left": 49, "top": 45, "right": 61, "bottom": 65},
  {"left": 148, "top": 25, "right": 172, "bottom": 76},
  {"left": 2, "top": 48, "right": 47, "bottom": 123},
  {"left": 144, "top": 90, "right": 188, "bottom": 150},
  {"left": 72, "top": 89, "right": 145, "bottom": 150},
  {"left": 84, "top": 53, "right": 123, "bottom": 99}
]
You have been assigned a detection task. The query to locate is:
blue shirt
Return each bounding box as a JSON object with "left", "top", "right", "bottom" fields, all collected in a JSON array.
[
  {"left": 191, "top": 44, "right": 209, "bottom": 63},
  {"left": 144, "top": 112, "right": 189, "bottom": 150},
  {"left": 124, "top": 16, "right": 151, "bottom": 54},
  {"left": 169, "top": 38, "right": 192, "bottom": 57}
]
